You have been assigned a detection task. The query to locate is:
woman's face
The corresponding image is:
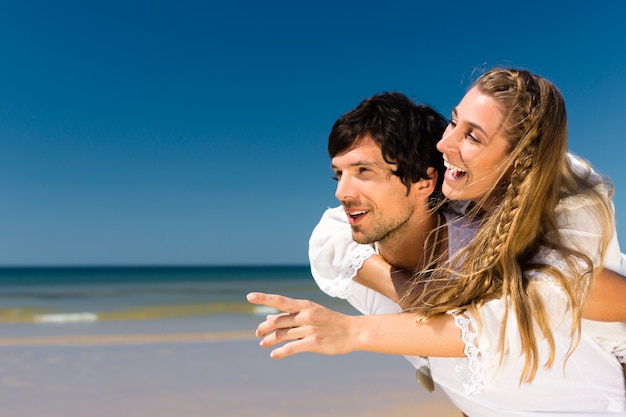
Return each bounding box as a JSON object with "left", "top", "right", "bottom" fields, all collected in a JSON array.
[{"left": 436, "top": 86, "right": 512, "bottom": 208}]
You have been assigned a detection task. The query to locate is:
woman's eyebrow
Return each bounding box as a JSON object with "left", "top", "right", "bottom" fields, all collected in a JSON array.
[{"left": 452, "top": 107, "right": 489, "bottom": 138}]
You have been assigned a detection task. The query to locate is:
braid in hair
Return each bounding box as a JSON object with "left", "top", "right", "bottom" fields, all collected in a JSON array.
[{"left": 480, "top": 142, "right": 536, "bottom": 271}]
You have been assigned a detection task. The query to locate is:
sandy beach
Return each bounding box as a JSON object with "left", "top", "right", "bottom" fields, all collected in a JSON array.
[
  {"left": 0, "top": 267, "right": 460, "bottom": 416},
  {"left": 0, "top": 323, "right": 459, "bottom": 417}
]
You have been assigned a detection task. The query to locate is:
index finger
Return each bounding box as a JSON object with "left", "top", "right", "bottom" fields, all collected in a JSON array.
[{"left": 246, "top": 292, "right": 301, "bottom": 314}]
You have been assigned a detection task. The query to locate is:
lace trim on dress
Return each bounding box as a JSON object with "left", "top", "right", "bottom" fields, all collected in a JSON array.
[
  {"left": 328, "top": 245, "right": 376, "bottom": 299},
  {"left": 450, "top": 311, "right": 486, "bottom": 395}
]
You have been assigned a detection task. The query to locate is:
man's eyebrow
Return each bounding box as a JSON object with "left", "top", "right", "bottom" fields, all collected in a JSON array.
[{"left": 331, "top": 160, "right": 381, "bottom": 170}]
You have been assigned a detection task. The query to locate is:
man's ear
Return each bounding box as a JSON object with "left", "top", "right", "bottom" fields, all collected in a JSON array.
[{"left": 414, "top": 167, "right": 438, "bottom": 196}]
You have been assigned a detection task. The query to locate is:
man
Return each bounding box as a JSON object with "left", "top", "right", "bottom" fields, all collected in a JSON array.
[{"left": 308, "top": 92, "right": 447, "bottom": 391}]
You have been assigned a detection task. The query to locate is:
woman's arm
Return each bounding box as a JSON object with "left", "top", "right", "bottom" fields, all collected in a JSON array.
[
  {"left": 357, "top": 258, "right": 626, "bottom": 322},
  {"left": 351, "top": 255, "right": 412, "bottom": 303},
  {"left": 247, "top": 292, "right": 464, "bottom": 359},
  {"left": 584, "top": 268, "right": 626, "bottom": 322}
]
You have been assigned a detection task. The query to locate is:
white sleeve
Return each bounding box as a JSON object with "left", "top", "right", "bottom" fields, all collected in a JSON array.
[
  {"left": 582, "top": 321, "right": 626, "bottom": 364},
  {"left": 581, "top": 198, "right": 626, "bottom": 364},
  {"left": 308, "top": 206, "right": 402, "bottom": 315},
  {"left": 568, "top": 158, "right": 626, "bottom": 363}
]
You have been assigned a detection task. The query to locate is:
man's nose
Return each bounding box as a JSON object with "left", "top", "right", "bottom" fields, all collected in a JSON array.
[{"left": 335, "top": 176, "right": 357, "bottom": 201}]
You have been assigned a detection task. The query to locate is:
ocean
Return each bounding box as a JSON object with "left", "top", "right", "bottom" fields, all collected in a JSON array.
[{"left": 0, "top": 265, "right": 353, "bottom": 333}]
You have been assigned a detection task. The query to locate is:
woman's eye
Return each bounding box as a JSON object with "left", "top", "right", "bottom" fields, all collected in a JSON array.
[{"left": 467, "top": 133, "right": 480, "bottom": 143}]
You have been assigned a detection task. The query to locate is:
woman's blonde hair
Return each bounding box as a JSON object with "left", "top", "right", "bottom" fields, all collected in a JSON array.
[{"left": 402, "top": 68, "right": 614, "bottom": 383}]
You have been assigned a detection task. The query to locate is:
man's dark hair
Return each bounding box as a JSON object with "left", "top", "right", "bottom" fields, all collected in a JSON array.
[{"left": 328, "top": 92, "right": 447, "bottom": 195}]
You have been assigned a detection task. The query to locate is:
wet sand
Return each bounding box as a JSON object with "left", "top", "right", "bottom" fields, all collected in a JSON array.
[{"left": 0, "top": 326, "right": 459, "bottom": 417}]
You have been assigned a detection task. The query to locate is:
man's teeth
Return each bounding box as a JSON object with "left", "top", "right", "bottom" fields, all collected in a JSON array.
[
  {"left": 349, "top": 210, "right": 368, "bottom": 216},
  {"left": 444, "top": 161, "right": 466, "bottom": 178}
]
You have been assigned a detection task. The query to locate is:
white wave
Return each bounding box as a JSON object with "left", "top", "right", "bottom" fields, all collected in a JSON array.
[
  {"left": 34, "top": 312, "right": 99, "bottom": 323},
  {"left": 252, "top": 306, "right": 280, "bottom": 315}
]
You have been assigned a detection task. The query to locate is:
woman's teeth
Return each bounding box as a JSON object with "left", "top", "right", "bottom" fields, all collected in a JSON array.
[{"left": 444, "top": 161, "right": 466, "bottom": 179}]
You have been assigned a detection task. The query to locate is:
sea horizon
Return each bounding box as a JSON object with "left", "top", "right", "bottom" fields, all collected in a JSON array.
[{"left": 0, "top": 263, "right": 310, "bottom": 268}]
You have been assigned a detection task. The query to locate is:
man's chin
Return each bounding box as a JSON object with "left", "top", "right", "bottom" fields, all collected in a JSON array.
[{"left": 351, "top": 232, "right": 376, "bottom": 245}]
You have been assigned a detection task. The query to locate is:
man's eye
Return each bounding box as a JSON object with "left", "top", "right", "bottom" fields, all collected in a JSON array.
[{"left": 331, "top": 172, "right": 341, "bottom": 181}]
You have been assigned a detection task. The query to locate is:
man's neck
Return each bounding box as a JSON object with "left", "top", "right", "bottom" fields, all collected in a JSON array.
[{"left": 376, "top": 212, "right": 439, "bottom": 271}]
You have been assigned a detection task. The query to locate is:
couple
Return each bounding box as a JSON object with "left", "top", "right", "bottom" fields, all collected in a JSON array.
[{"left": 248, "top": 68, "right": 626, "bottom": 416}]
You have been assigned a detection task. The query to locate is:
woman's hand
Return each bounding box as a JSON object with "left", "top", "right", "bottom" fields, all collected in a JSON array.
[{"left": 247, "top": 292, "right": 357, "bottom": 359}]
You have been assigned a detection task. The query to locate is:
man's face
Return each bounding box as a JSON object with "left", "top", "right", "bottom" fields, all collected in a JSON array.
[{"left": 331, "top": 135, "right": 420, "bottom": 244}]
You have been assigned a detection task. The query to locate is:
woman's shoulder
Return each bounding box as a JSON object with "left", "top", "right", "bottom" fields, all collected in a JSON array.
[{"left": 567, "top": 152, "right": 613, "bottom": 194}]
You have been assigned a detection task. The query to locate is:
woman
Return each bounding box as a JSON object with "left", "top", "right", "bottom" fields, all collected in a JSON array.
[{"left": 248, "top": 68, "right": 626, "bottom": 415}]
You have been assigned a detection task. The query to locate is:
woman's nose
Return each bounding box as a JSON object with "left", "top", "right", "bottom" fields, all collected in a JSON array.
[{"left": 437, "top": 126, "right": 457, "bottom": 154}]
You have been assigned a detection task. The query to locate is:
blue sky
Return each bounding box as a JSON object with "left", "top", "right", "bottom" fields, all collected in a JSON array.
[{"left": 0, "top": 1, "right": 624, "bottom": 266}]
